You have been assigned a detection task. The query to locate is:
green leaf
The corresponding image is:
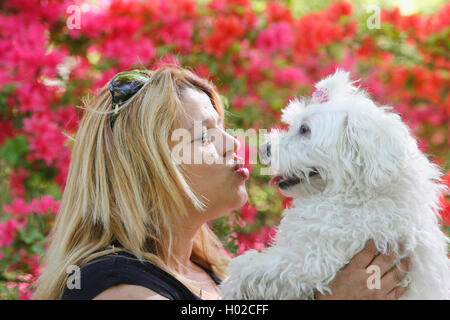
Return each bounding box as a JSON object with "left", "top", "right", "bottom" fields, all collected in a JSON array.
[
  {"left": 0, "top": 84, "right": 16, "bottom": 115},
  {"left": 0, "top": 135, "right": 29, "bottom": 167},
  {"left": 24, "top": 168, "right": 61, "bottom": 199}
]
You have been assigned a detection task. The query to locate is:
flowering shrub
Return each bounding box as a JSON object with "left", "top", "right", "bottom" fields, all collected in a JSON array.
[{"left": 0, "top": 0, "right": 449, "bottom": 299}]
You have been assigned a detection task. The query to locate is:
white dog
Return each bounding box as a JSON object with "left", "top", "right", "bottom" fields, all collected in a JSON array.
[{"left": 221, "top": 70, "right": 450, "bottom": 299}]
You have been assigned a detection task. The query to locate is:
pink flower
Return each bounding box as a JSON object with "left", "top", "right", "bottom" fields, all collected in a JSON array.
[
  {"left": 31, "top": 195, "right": 60, "bottom": 214},
  {"left": 31, "top": 195, "right": 60, "bottom": 215},
  {"left": 3, "top": 198, "right": 32, "bottom": 218},
  {"left": 236, "top": 226, "right": 276, "bottom": 255},
  {"left": 158, "top": 15, "right": 194, "bottom": 52},
  {"left": 260, "top": 226, "right": 276, "bottom": 245},
  {"left": 4, "top": 0, "right": 69, "bottom": 26},
  {"left": 237, "top": 233, "right": 263, "bottom": 254},
  {"left": 274, "top": 67, "right": 308, "bottom": 86},
  {"left": 240, "top": 202, "right": 258, "bottom": 223},
  {"left": 256, "top": 22, "right": 293, "bottom": 54},
  {"left": 54, "top": 147, "right": 72, "bottom": 189},
  {"left": 232, "top": 95, "right": 247, "bottom": 110},
  {"left": 15, "top": 82, "right": 56, "bottom": 113},
  {"left": 6, "top": 281, "right": 33, "bottom": 300},
  {"left": 365, "top": 72, "right": 384, "bottom": 97},
  {"left": 194, "top": 64, "right": 212, "bottom": 79},
  {"left": 439, "top": 195, "right": 450, "bottom": 226},
  {"left": 204, "top": 14, "right": 246, "bottom": 58},
  {"left": 329, "top": 51, "right": 357, "bottom": 74},
  {"left": 9, "top": 168, "right": 28, "bottom": 197},
  {"left": 0, "top": 219, "right": 20, "bottom": 247},
  {"left": 418, "top": 139, "right": 428, "bottom": 152},
  {"left": 0, "top": 13, "right": 66, "bottom": 93},
  {"left": 23, "top": 114, "right": 67, "bottom": 165},
  {"left": 0, "top": 120, "right": 15, "bottom": 145},
  {"left": 53, "top": 106, "right": 80, "bottom": 133},
  {"left": 17, "top": 255, "right": 43, "bottom": 277},
  {"left": 239, "top": 48, "right": 272, "bottom": 82},
  {"left": 265, "top": 2, "right": 294, "bottom": 23},
  {"left": 209, "top": 0, "right": 227, "bottom": 11},
  {"left": 102, "top": 36, "right": 155, "bottom": 68}
]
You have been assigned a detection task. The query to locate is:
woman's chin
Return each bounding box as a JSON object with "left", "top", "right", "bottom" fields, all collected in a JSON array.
[
  {"left": 205, "top": 182, "right": 248, "bottom": 219},
  {"left": 232, "top": 184, "right": 248, "bottom": 209}
]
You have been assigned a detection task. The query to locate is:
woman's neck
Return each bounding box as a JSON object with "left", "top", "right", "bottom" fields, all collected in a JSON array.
[{"left": 169, "top": 221, "right": 201, "bottom": 274}]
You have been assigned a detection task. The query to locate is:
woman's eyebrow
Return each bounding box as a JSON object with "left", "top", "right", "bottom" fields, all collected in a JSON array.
[
  {"left": 187, "top": 120, "right": 206, "bottom": 131},
  {"left": 188, "top": 117, "right": 223, "bottom": 130}
]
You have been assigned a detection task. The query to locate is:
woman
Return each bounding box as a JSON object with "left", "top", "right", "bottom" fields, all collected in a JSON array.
[{"left": 33, "top": 66, "right": 409, "bottom": 300}]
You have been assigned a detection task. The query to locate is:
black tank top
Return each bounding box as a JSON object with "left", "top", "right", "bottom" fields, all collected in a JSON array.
[{"left": 61, "top": 250, "right": 222, "bottom": 300}]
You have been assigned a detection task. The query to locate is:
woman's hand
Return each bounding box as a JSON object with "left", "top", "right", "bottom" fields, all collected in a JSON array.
[{"left": 315, "top": 240, "right": 410, "bottom": 300}]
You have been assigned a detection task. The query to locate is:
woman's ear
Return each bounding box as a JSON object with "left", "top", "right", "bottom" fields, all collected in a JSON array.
[{"left": 342, "top": 108, "right": 408, "bottom": 188}]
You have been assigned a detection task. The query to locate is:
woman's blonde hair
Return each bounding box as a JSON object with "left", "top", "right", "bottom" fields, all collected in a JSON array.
[{"left": 32, "top": 65, "right": 230, "bottom": 299}]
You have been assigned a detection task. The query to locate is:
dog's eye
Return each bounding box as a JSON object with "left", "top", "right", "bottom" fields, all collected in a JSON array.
[{"left": 299, "top": 124, "right": 310, "bottom": 135}]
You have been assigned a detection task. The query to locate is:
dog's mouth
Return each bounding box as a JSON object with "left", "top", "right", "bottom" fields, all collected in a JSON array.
[{"left": 269, "top": 170, "right": 319, "bottom": 189}]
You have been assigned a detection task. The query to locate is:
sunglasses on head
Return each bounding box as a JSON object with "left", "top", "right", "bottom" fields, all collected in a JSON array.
[{"left": 109, "top": 69, "right": 151, "bottom": 127}]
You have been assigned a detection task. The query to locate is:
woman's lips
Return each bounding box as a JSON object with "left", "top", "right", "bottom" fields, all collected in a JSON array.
[{"left": 233, "top": 163, "right": 249, "bottom": 180}]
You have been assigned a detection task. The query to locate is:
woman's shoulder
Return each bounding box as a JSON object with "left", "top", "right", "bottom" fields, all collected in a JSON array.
[{"left": 61, "top": 250, "right": 200, "bottom": 300}]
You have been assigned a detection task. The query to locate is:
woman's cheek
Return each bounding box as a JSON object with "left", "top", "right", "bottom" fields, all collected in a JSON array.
[{"left": 199, "top": 143, "right": 222, "bottom": 165}]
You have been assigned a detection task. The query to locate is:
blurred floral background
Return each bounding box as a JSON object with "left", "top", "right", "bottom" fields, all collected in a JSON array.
[{"left": 0, "top": 0, "right": 449, "bottom": 299}]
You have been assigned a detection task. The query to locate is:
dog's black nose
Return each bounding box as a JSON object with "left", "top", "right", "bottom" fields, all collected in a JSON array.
[{"left": 259, "top": 142, "right": 271, "bottom": 165}]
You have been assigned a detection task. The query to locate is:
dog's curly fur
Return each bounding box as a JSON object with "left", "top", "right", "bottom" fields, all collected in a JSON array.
[{"left": 220, "top": 70, "right": 450, "bottom": 300}]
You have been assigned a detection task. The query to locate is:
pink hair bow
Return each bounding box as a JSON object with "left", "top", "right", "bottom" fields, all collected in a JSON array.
[{"left": 312, "top": 88, "right": 328, "bottom": 103}]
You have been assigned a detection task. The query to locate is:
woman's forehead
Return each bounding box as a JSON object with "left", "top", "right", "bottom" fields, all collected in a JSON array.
[{"left": 181, "top": 88, "right": 222, "bottom": 128}]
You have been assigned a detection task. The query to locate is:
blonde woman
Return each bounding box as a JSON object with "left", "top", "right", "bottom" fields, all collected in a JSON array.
[{"left": 32, "top": 66, "right": 409, "bottom": 300}]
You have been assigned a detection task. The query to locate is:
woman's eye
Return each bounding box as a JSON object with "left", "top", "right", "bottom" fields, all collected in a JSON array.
[
  {"left": 201, "top": 130, "right": 209, "bottom": 143},
  {"left": 299, "top": 124, "right": 310, "bottom": 135},
  {"left": 192, "top": 130, "right": 210, "bottom": 144}
]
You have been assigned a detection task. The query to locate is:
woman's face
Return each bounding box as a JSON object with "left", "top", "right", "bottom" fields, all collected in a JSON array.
[{"left": 173, "top": 88, "right": 248, "bottom": 220}]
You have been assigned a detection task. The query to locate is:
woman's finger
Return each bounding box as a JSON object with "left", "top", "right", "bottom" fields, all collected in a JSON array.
[
  {"left": 350, "top": 240, "right": 378, "bottom": 269},
  {"left": 380, "top": 257, "right": 410, "bottom": 291},
  {"left": 379, "top": 267, "right": 406, "bottom": 295},
  {"left": 369, "top": 251, "right": 396, "bottom": 276},
  {"left": 385, "top": 284, "right": 409, "bottom": 300}
]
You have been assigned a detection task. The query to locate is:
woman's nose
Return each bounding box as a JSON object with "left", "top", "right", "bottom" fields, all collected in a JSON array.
[{"left": 223, "top": 131, "right": 240, "bottom": 158}]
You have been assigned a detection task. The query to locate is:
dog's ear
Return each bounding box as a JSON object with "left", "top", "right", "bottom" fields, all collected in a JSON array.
[
  {"left": 340, "top": 107, "right": 411, "bottom": 188},
  {"left": 281, "top": 98, "right": 306, "bottom": 125},
  {"left": 314, "top": 69, "right": 361, "bottom": 101}
]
